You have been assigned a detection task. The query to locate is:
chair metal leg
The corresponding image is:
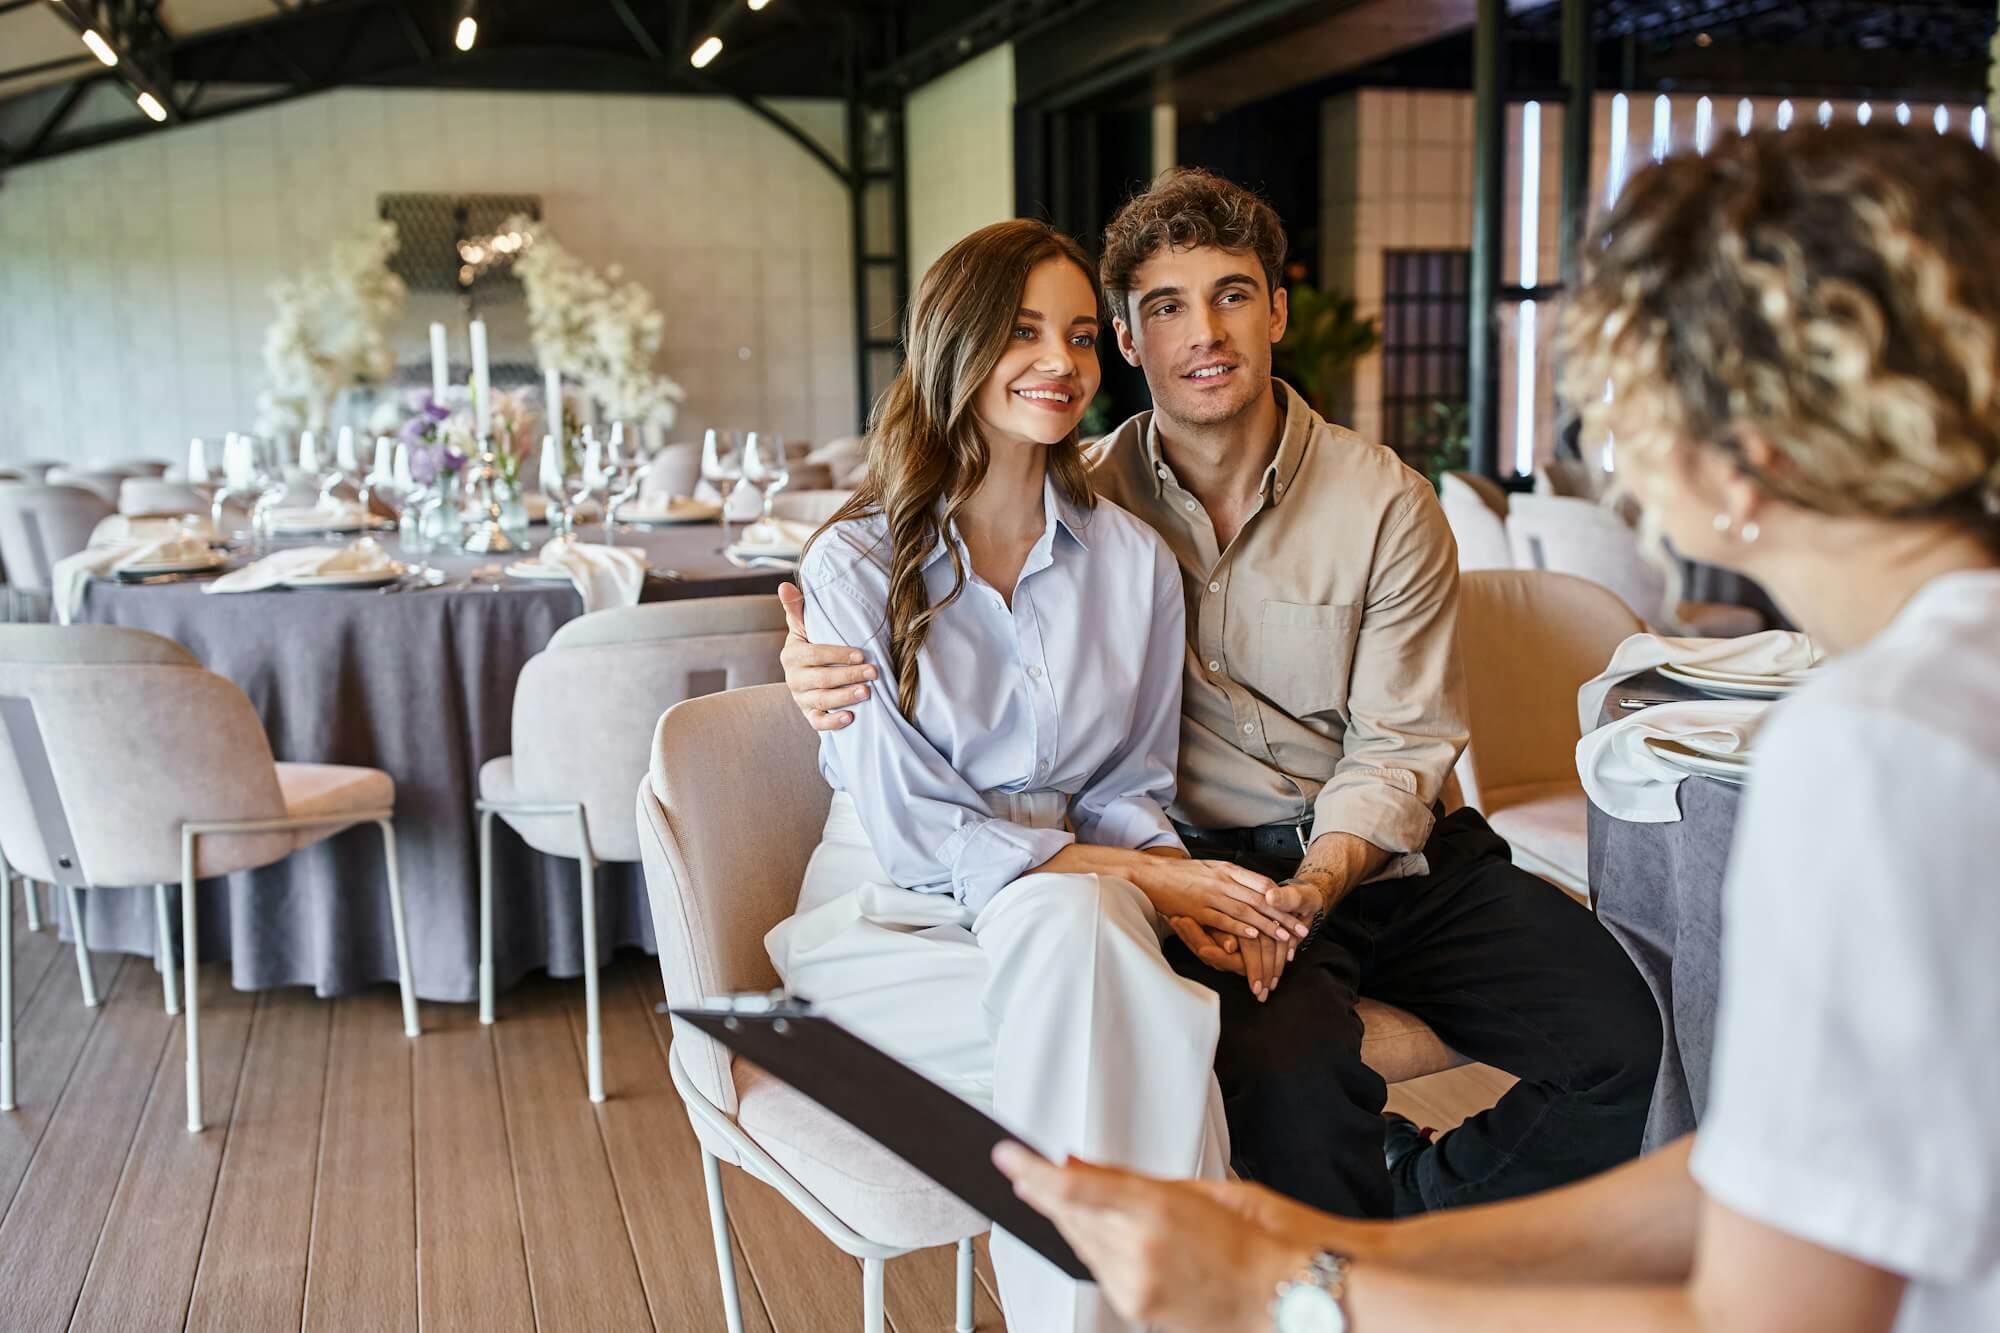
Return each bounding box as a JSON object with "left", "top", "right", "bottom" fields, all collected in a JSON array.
[
  {"left": 2, "top": 854, "right": 14, "bottom": 1111},
  {"left": 954, "top": 1238, "right": 975, "bottom": 1333},
  {"left": 376, "top": 820, "right": 420, "bottom": 1039},
  {"left": 863, "top": 1257, "right": 886, "bottom": 1333},
  {"left": 154, "top": 884, "right": 179, "bottom": 1016},
  {"left": 576, "top": 815, "right": 603, "bottom": 1103},
  {"left": 181, "top": 835, "right": 203, "bottom": 1132},
  {"left": 22, "top": 878, "right": 41, "bottom": 933},
  {"left": 64, "top": 885, "right": 97, "bottom": 1007},
  {"left": 477, "top": 806, "right": 496, "bottom": 1025},
  {"left": 702, "top": 1150, "right": 747, "bottom": 1333}
]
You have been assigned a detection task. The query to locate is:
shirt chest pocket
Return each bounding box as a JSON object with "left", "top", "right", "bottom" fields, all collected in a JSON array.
[{"left": 1257, "top": 600, "right": 1360, "bottom": 721}]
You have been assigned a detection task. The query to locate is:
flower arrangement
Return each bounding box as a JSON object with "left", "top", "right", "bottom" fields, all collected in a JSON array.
[
  {"left": 257, "top": 221, "right": 408, "bottom": 435},
  {"left": 395, "top": 393, "right": 467, "bottom": 485},
  {"left": 507, "top": 214, "right": 687, "bottom": 434},
  {"left": 385, "top": 383, "right": 548, "bottom": 487}
]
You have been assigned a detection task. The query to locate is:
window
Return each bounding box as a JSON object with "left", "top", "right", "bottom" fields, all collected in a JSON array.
[{"left": 1379, "top": 249, "right": 1470, "bottom": 452}]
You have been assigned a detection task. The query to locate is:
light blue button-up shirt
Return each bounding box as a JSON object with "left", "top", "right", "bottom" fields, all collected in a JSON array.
[{"left": 798, "top": 475, "right": 1188, "bottom": 912}]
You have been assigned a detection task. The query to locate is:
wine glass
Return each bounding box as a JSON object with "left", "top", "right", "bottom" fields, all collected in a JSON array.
[
  {"left": 538, "top": 433, "right": 573, "bottom": 543},
  {"left": 742, "top": 432, "right": 790, "bottom": 539},
  {"left": 603, "top": 421, "right": 650, "bottom": 542},
  {"left": 570, "top": 433, "right": 605, "bottom": 539},
  {"left": 702, "top": 428, "right": 745, "bottom": 548},
  {"left": 390, "top": 443, "right": 441, "bottom": 570}
]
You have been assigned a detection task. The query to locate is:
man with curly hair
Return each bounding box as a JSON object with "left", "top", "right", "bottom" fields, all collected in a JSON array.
[{"left": 781, "top": 167, "right": 1659, "bottom": 1221}]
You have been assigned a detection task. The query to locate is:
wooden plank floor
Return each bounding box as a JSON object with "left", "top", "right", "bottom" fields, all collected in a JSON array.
[{"left": 0, "top": 890, "right": 1509, "bottom": 1332}]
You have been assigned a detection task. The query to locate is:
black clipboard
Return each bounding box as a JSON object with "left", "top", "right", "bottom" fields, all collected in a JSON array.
[{"left": 673, "top": 1001, "right": 1091, "bottom": 1281}]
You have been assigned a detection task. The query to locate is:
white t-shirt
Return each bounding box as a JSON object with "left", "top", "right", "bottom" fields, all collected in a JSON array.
[{"left": 1691, "top": 570, "right": 2000, "bottom": 1331}]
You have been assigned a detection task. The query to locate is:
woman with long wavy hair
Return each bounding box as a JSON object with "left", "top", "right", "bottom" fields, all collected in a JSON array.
[{"left": 765, "top": 218, "right": 1309, "bottom": 1331}]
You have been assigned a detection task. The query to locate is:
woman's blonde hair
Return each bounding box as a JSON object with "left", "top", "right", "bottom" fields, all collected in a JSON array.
[
  {"left": 1559, "top": 124, "right": 2000, "bottom": 538},
  {"left": 808, "top": 219, "right": 1098, "bottom": 716}
]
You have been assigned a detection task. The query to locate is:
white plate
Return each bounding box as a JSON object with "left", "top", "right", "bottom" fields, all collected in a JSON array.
[
  {"left": 1657, "top": 663, "right": 1798, "bottom": 700},
  {"left": 268, "top": 515, "right": 393, "bottom": 535},
  {"left": 1667, "top": 660, "right": 1812, "bottom": 686},
  {"left": 504, "top": 561, "right": 576, "bottom": 582},
  {"left": 116, "top": 553, "right": 227, "bottom": 577},
  {"left": 282, "top": 564, "right": 405, "bottom": 589},
  {"left": 1644, "top": 736, "right": 1751, "bottom": 785},
  {"left": 727, "top": 541, "right": 803, "bottom": 561}
]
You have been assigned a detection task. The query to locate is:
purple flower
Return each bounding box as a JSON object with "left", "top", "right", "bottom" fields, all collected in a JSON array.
[
  {"left": 408, "top": 443, "right": 441, "bottom": 485},
  {"left": 441, "top": 446, "right": 466, "bottom": 474}
]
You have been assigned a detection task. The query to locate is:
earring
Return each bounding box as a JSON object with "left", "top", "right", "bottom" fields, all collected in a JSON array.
[
  {"left": 1739, "top": 519, "right": 1761, "bottom": 543},
  {"left": 1712, "top": 513, "right": 1732, "bottom": 534}
]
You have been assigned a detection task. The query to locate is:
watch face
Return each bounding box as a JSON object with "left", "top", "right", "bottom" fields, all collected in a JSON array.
[{"left": 1273, "top": 1283, "right": 1346, "bottom": 1333}]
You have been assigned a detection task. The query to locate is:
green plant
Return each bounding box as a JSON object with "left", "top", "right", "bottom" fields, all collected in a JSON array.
[
  {"left": 1079, "top": 392, "right": 1117, "bottom": 440},
  {"left": 1406, "top": 400, "right": 1470, "bottom": 492},
  {"left": 1272, "top": 283, "right": 1380, "bottom": 418}
]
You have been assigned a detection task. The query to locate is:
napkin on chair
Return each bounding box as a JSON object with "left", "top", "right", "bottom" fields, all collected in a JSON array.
[
  {"left": 203, "top": 542, "right": 397, "bottom": 594},
  {"left": 51, "top": 536, "right": 217, "bottom": 624},
  {"left": 266, "top": 500, "right": 381, "bottom": 532},
  {"left": 1576, "top": 630, "right": 1824, "bottom": 732},
  {"left": 531, "top": 538, "right": 648, "bottom": 613},
  {"left": 1576, "top": 699, "right": 1769, "bottom": 823}
]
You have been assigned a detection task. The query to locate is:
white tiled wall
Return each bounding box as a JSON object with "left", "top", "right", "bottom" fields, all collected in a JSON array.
[
  {"left": 0, "top": 88, "right": 858, "bottom": 464},
  {"left": 1322, "top": 88, "right": 1984, "bottom": 473},
  {"left": 905, "top": 44, "right": 1016, "bottom": 285}
]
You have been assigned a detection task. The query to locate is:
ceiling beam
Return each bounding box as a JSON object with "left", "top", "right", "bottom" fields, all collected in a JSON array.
[
  {"left": 608, "top": 0, "right": 667, "bottom": 63},
  {"left": 0, "top": 55, "right": 96, "bottom": 89},
  {"left": 43, "top": 0, "right": 179, "bottom": 122},
  {"left": 23, "top": 78, "right": 93, "bottom": 158}
]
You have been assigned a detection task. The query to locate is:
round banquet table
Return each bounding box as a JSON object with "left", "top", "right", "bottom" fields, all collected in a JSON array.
[
  {"left": 1586, "top": 669, "right": 1746, "bottom": 1150},
  {"left": 71, "top": 521, "right": 788, "bottom": 1003}
]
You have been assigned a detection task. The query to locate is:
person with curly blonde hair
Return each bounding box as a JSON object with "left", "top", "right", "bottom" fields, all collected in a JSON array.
[{"left": 997, "top": 122, "right": 2000, "bottom": 1333}]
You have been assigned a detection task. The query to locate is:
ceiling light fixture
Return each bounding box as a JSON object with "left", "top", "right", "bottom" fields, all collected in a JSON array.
[
  {"left": 455, "top": 16, "right": 478, "bottom": 50},
  {"left": 749, "top": 0, "right": 772, "bottom": 9},
  {"left": 80, "top": 28, "right": 117, "bottom": 66},
  {"left": 136, "top": 91, "right": 166, "bottom": 122},
  {"left": 691, "top": 35, "right": 723, "bottom": 67}
]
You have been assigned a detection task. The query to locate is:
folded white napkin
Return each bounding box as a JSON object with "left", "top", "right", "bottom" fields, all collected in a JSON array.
[
  {"left": 90, "top": 513, "right": 215, "bottom": 547},
  {"left": 203, "top": 542, "right": 396, "bottom": 594},
  {"left": 694, "top": 480, "right": 764, "bottom": 522},
  {"left": 531, "top": 538, "right": 648, "bottom": 613},
  {"left": 267, "top": 500, "right": 380, "bottom": 531},
  {"left": 1577, "top": 699, "right": 1769, "bottom": 823},
  {"left": 1576, "top": 630, "right": 1824, "bottom": 732},
  {"left": 51, "top": 536, "right": 218, "bottom": 623},
  {"left": 625, "top": 493, "right": 719, "bottom": 520},
  {"left": 733, "top": 517, "right": 816, "bottom": 552}
]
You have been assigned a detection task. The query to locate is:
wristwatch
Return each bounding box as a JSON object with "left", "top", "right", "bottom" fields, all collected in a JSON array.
[{"left": 1270, "top": 1250, "right": 1351, "bottom": 1333}]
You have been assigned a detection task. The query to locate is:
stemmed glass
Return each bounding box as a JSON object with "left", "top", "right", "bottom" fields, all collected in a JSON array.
[
  {"left": 225, "top": 435, "right": 284, "bottom": 553},
  {"left": 389, "top": 443, "right": 443, "bottom": 571},
  {"left": 571, "top": 433, "right": 605, "bottom": 540},
  {"left": 602, "top": 421, "right": 650, "bottom": 543},
  {"left": 538, "top": 433, "right": 574, "bottom": 544},
  {"left": 702, "top": 428, "right": 745, "bottom": 548},
  {"left": 742, "top": 432, "right": 790, "bottom": 541}
]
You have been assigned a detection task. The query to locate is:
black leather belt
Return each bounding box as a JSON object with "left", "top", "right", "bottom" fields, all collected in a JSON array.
[{"left": 1174, "top": 818, "right": 1312, "bottom": 862}]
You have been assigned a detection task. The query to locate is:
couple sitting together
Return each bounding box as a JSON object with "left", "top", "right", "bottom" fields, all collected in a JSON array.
[{"left": 760, "top": 166, "right": 1658, "bottom": 1330}]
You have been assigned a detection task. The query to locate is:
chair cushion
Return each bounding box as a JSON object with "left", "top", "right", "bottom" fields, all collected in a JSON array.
[
  {"left": 1358, "top": 999, "right": 1466, "bottom": 1084},
  {"left": 478, "top": 754, "right": 585, "bottom": 859},
  {"left": 1485, "top": 784, "right": 1589, "bottom": 899},
  {"left": 1677, "top": 600, "right": 1765, "bottom": 639},
  {"left": 275, "top": 763, "right": 393, "bottom": 852},
  {"left": 733, "top": 1062, "right": 985, "bottom": 1249}
]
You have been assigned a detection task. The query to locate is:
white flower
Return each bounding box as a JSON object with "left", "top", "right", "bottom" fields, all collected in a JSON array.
[{"left": 257, "top": 221, "right": 408, "bottom": 435}]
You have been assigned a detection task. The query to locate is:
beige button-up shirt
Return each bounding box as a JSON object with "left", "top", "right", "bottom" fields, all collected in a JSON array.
[{"left": 1089, "top": 380, "right": 1467, "bottom": 878}]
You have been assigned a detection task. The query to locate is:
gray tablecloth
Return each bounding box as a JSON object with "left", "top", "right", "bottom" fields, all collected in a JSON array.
[
  {"left": 1587, "top": 670, "right": 1744, "bottom": 1150},
  {"left": 72, "top": 521, "right": 787, "bottom": 1002}
]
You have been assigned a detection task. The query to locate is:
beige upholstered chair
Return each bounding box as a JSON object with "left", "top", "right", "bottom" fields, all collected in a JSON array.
[
  {"left": 805, "top": 435, "right": 869, "bottom": 487},
  {"left": 1439, "top": 471, "right": 1512, "bottom": 571},
  {"left": 770, "top": 489, "right": 855, "bottom": 525},
  {"left": 1533, "top": 459, "right": 1608, "bottom": 500},
  {"left": 781, "top": 462, "right": 836, "bottom": 492},
  {"left": 42, "top": 468, "right": 125, "bottom": 506},
  {"left": 6, "top": 461, "right": 60, "bottom": 484},
  {"left": 639, "top": 441, "right": 703, "bottom": 499},
  {"left": 1506, "top": 493, "right": 1763, "bottom": 638},
  {"left": 1454, "top": 570, "right": 1645, "bottom": 898},
  {"left": 0, "top": 483, "right": 116, "bottom": 618},
  {"left": 117, "top": 477, "right": 208, "bottom": 517},
  {"left": 100, "top": 458, "right": 170, "bottom": 478},
  {"left": 0, "top": 625, "right": 418, "bottom": 1128},
  {"left": 476, "top": 595, "right": 788, "bottom": 1102},
  {"left": 636, "top": 685, "right": 1466, "bottom": 1333}
]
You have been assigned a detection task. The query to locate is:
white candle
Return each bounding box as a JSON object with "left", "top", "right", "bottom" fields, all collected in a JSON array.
[
  {"left": 429, "top": 322, "right": 450, "bottom": 402},
  {"left": 187, "top": 438, "right": 210, "bottom": 484},
  {"left": 543, "top": 365, "right": 563, "bottom": 441},
  {"left": 469, "top": 318, "right": 491, "bottom": 441}
]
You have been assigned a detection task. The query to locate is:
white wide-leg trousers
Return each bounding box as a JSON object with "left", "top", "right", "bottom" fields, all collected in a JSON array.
[{"left": 766, "top": 792, "right": 1229, "bottom": 1333}]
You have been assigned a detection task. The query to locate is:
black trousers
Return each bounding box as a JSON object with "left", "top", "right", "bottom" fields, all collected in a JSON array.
[{"left": 1167, "top": 807, "right": 1661, "bottom": 1218}]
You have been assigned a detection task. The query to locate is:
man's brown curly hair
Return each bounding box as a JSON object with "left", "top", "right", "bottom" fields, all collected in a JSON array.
[{"left": 1098, "top": 167, "right": 1288, "bottom": 325}]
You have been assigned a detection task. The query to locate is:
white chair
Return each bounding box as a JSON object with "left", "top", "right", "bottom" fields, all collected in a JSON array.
[
  {"left": 636, "top": 683, "right": 1468, "bottom": 1333},
  {"left": 1533, "top": 458, "right": 1608, "bottom": 500},
  {"left": 476, "top": 595, "right": 788, "bottom": 1102},
  {"left": 771, "top": 489, "right": 855, "bottom": 525},
  {"left": 640, "top": 441, "right": 703, "bottom": 499},
  {"left": 117, "top": 477, "right": 208, "bottom": 517},
  {"left": 781, "top": 462, "right": 836, "bottom": 492},
  {"left": 1455, "top": 570, "right": 1644, "bottom": 898},
  {"left": 1506, "top": 494, "right": 1763, "bottom": 638},
  {"left": 0, "top": 625, "right": 419, "bottom": 1128},
  {"left": 6, "top": 461, "right": 61, "bottom": 484},
  {"left": 0, "top": 483, "right": 116, "bottom": 620},
  {"left": 1440, "top": 471, "right": 1512, "bottom": 571},
  {"left": 42, "top": 468, "right": 125, "bottom": 506},
  {"left": 99, "top": 458, "right": 170, "bottom": 478},
  {"left": 805, "top": 435, "right": 869, "bottom": 487}
]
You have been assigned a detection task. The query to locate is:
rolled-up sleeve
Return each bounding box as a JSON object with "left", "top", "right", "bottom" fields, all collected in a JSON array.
[
  {"left": 1309, "top": 482, "right": 1467, "bottom": 853},
  {"left": 1070, "top": 539, "right": 1187, "bottom": 854},
  {"left": 803, "top": 571, "right": 1075, "bottom": 910}
]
